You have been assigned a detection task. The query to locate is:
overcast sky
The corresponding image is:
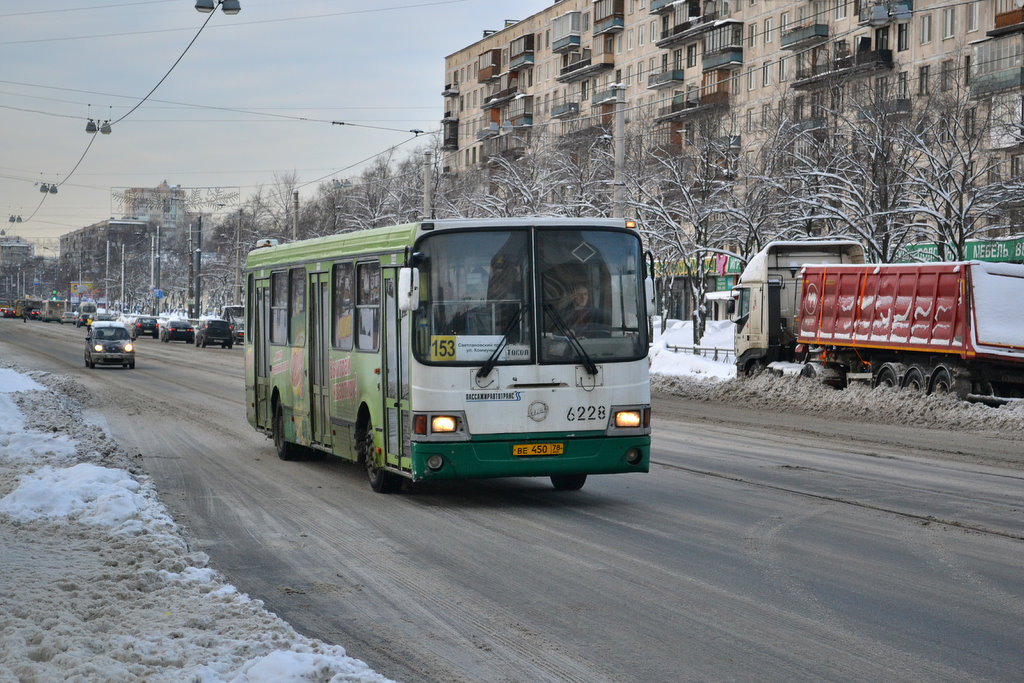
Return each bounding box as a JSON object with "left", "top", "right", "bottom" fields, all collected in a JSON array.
[{"left": 1, "top": 0, "right": 547, "bottom": 254}]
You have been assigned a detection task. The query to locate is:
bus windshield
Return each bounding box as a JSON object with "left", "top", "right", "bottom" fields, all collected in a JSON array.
[{"left": 412, "top": 226, "right": 647, "bottom": 366}]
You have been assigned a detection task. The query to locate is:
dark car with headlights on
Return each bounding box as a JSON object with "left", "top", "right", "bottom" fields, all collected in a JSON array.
[
  {"left": 195, "top": 318, "right": 234, "bottom": 348},
  {"left": 160, "top": 318, "right": 195, "bottom": 344},
  {"left": 132, "top": 316, "right": 159, "bottom": 339},
  {"left": 85, "top": 321, "right": 135, "bottom": 369}
]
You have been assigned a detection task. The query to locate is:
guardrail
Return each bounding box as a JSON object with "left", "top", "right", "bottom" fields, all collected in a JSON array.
[{"left": 665, "top": 345, "right": 735, "bottom": 363}]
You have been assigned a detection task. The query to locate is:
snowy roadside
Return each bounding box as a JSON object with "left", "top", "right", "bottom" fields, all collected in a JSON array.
[{"left": 0, "top": 365, "right": 394, "bottom": 683}]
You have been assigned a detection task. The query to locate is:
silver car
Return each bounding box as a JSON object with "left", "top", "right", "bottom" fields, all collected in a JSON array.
[{"left": 85, "top": 321, "right": 136, "bottom": 369}]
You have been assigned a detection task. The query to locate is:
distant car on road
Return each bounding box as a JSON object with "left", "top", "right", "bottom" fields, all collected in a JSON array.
[
  {"left": 132, "top": 316, "right": 159, "bottom": 339},
  {"left": 160, "top": 319, "right": 194, "bottom": 344},
  {"left": 29, "top": 309, "right": 41, "bottom": 320},
  {"left": 85, "top": 321, "right": 135, "bottom": 369},
  {"left": 194, "top": 318, "right": 234, "bottom": 348},
  {"left": 60, "top": 310, "right": 78, "bottom": 324}
]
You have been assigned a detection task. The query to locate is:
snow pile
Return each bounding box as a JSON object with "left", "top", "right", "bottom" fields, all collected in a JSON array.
[
  {"left": 0, "top": 367, "right": 393, "bottom": 683},
  {"left": 649, "top": 319, "right": 736, "bottom": 380}
]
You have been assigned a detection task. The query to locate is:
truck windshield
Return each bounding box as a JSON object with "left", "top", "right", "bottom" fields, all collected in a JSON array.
[{"left": 411, "top": 226, "right": 647, "bottom": 366}]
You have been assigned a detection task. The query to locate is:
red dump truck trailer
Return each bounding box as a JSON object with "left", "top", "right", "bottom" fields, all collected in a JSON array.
[{"left": 797, "top": 261, "right": 1024, "bottom": 403}]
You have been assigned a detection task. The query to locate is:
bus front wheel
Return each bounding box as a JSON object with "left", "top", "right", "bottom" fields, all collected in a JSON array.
[
  {"left": 360, "top": 421, "right": 399, "bottom": 493},
  {"left": 551, "top": 474, "right": 587, "bottom": 491}
]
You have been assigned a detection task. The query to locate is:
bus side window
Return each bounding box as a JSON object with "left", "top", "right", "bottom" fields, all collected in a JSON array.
[
  {"left": 356, "top": 262, "right": 380, "bottom": 351},
  {"left": 289, "top": 267, "right": 305, "bottom": 345},
  {"left": 270, "top": 271, "right": 288, "bottom": 344},
  {"left": 332, "top": 262, "right": 354, "bottom": 350}
]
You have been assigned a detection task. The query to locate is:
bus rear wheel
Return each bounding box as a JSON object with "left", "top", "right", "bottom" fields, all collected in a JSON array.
[
  {"left": 359, "top": 420, "right": 399, "bottom": 493},
  {"left": 273, "top": 402, "right": 301, "bottom": 461},
  {"left": 550, "top": 474, "right": 587, "bottom": 491}
]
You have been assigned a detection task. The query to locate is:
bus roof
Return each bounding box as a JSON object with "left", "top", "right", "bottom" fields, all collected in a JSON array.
[{"left": 244, "top": 218, "right": 636, "bottom": 270}]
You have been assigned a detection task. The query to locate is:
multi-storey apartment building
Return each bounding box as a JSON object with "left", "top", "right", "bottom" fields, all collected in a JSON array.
[{"left": 442, "top": 0, "right": 1023, "bottom": 180}]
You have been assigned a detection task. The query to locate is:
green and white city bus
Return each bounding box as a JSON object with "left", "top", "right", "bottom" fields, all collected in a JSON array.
[{"left": 244, "top": 218, "right": 653, "bottom": 493}]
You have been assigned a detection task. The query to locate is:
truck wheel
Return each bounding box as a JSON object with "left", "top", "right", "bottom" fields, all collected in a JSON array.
[
  {"left": 551, "top": 474, "right": 587, "bottom": 491},
  {"left": 874, "top": 365, "right": 898, "bottom": 389},
  {"left": 901, "top": 366, "right": 926, "bottom": 392}
]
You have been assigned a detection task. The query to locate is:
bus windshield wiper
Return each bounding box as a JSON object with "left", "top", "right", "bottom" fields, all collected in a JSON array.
[
  {"left": 543, "top": 304, "right": 598, "bottom": 376},
  {"left": 476, "top": 304, "right": 527, "bottom": 379}
]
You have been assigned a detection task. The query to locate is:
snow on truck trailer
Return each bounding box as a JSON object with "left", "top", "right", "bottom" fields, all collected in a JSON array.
[{"left": 797, "top": 261, "right": 1024, "bottom": 404}]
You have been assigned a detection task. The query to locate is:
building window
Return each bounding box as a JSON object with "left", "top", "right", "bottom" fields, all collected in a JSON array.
[
  {"left": 897, "top": 71, "right": 908, "bottom": 98},
  {"left": 918, "top": 65, "right": 930, "bottom": 95},
  {"left": 748, "top": 68, "right": 755, "bottom": 90},
  {"left": 763, "top": 61, "right": 771, "bottom": 86},
  {"left": 897, "top": 22, "right": 909, "bottom": 52},
  {"left": 748, "top": 23, "right": 756, "bottom": 48},
  {"left": 834, "top": 0, "right": 846, "bottom": 20},
  {"left": 687, "top": 44, "right": 697, "bottom": 68},
  {"left": 941, "top": 59, "right": 954, "bottom": 91},
  {"left": 781, "top": 12, "right": 789, "bottom": 33},
  {"left": 967, "top": 1, "right": 979, "bottom": 32},
  {"left": 762, "top": 103, "right": 770, "bottom": 127},
  {"left": 746, "top": 108, "right": 753, "bottom": 131},
  {"left": 939, "top": 8, "right": 954, "bottom": 39},
  {"left": 779, "top": 56, "right": 789, "bottom": 82},
  {"left": 764, "top": 17, "right": 773, "bottom": 44},
  {"left": 920, "top": 13, "right": 932, "bottom": 44}
]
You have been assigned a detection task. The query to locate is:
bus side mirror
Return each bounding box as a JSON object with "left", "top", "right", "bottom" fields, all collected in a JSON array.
[
  {"left": 398, "top": 267, "right": 419, "bottom": 312},
  {"left": 644, "top": 276, "right": 655, "bottom": 316}
]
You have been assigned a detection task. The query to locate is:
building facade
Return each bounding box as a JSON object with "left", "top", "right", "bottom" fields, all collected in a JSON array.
[{"left": 442, "top": 0, "right": 1022, "bottom": 179}]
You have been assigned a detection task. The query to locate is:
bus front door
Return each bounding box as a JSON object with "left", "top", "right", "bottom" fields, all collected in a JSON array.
[
  {"left": 308, "top": 271, "right": 331, "bottom": 445},
  {"left": 381, "top": 271, "right": 411, "bottom": 473}
]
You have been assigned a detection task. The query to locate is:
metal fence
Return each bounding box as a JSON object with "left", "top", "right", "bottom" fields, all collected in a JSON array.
[{"left": 665, "top": 345, "right": 735, "bottom": 363}]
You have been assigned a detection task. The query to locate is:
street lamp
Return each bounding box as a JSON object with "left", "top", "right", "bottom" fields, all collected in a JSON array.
[{"left": 195, "top": 0, "right": 241, "bottom": 14}]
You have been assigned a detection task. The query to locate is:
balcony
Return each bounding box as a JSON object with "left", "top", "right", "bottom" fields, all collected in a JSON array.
[
  {"left": 442, "top": 121, "right": 459, "bottom": 150},
  {"left": 780, "top": 23, "right": 829, "bottom": 51},
  {"left": 703, "top": 48, "right": 743, "bottom": 71},
  {"left": 442, "top": 82, "right": 459, "bottom": 97},
  {"left": 552, "top": 11, "right": 582, "bottom": 53},
  {"left": 991, "top": 7, "right": 1024, "bottom": 35},
  {"left": 442, "top": 110, "right": 458, "bottom": 123},
  {"left": 649, "top": 0, "right": 679, "bottom": 13},
  {"left": 556, "top": 51, "right": 615, "bottom": 82},
  {"left": 592, "top": 88, "right": 621, "bottom": 106},
  {"left": 655, "top": 90, "right": 723, "bottom": 122},
  {"left": 594, "top": 15, "right": 625, "bottom": 36},
  {"left": 482, "top": 129, "right": 531, "bottom": 160},
  {"left": 791, "top": 49, "right": 894, "bottom": 89},
  {"left": 971, "top": 64, "right": 1024, "bottom": 96},
  {"left": 552, "top": 101, "right": 580, "bottom": 118},
  {"left": 509, "top": 34, "right": 535, "bottom": 71},
  {"left": 856, "top": 98, "right": 912, "bottom": 119},
  {"left": 478, "top": 49, "right": 502, "bottom": 82},
  {"left": 859, "top": 0, "right": 913, "bottom": 27},
  {"left": 477, "top": 124, "right": 500, "bottom": 141},
  {"left": 593, "top": 0, "right": 625, "bottom": 35},
  {"left": 647, "top": 69, "right": 686, "bottom": 89},
  {"left": 657, "top": 12, "right": 718, "bottom": 49}
]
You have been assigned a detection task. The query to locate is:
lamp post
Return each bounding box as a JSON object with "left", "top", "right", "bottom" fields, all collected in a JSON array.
[{"left": 235, "top": 208, "right": 243, "bottom": 305}]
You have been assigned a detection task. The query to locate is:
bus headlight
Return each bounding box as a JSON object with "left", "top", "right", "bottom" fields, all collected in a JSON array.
[
  {"left": 432, "top": 415, "right": 458, "bottom": 433},
  {"left": 614, "top": 410, "right": 642, "bottom": 428}
]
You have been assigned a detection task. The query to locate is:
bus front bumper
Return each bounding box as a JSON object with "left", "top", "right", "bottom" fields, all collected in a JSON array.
[{"left": 409, "top": 434, "right": 650, "bottom": 482}]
